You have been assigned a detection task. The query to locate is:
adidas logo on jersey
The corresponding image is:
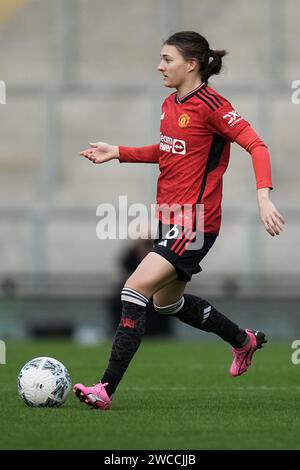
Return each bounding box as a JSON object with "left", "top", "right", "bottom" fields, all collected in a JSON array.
[{"left": 158, "top": 240, "right": 167, "bottom": 247}]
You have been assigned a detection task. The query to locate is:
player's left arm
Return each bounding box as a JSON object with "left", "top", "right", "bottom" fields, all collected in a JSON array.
[
  {"left": 234, "top": 126, "right": 285, "bottom": 237},
  {"left": 206, "top": 105, "right": 285, "bottom": 237}
]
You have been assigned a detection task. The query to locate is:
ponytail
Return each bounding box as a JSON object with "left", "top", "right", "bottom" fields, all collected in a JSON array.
[{"left": 202, "top": 49, "right": 227, "bottom": 83}]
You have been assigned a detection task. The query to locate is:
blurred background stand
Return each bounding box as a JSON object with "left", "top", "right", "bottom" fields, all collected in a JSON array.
[{"left": 0, "top": 0, "right": 299, "bottom": 343}]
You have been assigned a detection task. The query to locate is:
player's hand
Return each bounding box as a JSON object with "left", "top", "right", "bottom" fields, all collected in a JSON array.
[
  {"left": 80, "top": 142, "right": 119, "bottom": 164},
  {"left": 258, "top": 198, "right": 285, "bottom": 236}
]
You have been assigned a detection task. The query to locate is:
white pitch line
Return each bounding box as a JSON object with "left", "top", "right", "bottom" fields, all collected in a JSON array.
[{"left": 123, "top": 386, "right": 300, "bottom": 392}]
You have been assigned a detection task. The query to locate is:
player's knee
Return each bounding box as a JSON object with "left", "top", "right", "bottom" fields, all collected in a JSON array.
[
  {"left": 123, "top": 278, "right": 155, "bottom": 299},
  {"left": 153, "top": 290, "right": 182, "bottom": 308},
  {"left": 153, "top": 296, "right": 184, "bottom": 315}
]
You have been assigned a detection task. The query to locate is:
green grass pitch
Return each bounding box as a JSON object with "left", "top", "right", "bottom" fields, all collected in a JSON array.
[{"left": 0, "top": 339, "right": 299, "bottom": 449}]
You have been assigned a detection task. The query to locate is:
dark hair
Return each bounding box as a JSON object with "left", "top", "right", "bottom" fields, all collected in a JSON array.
[{"left": 164, "top": 31, "right": 227, "bottom": 83}]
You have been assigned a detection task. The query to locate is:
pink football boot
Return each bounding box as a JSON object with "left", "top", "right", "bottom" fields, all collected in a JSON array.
[
  {"left": 73, "top": 382, "right": 112, "bottom": 410},
  {"left": 230, "top": 329, "right": 267, "bottom": 377}
]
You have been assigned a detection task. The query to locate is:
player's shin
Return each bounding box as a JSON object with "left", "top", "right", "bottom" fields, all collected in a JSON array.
[{"left": 101, "top": 287, "right": 148, "bottom": 397}]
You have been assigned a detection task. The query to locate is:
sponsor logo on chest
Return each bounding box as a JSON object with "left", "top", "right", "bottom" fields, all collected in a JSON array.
[{"left": 160, "top": 132, "right": 186, "bottom": 155}]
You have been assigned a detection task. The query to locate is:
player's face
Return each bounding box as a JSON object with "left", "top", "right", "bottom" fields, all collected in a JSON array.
[{"left": 158, "top": 45, "right": 192, "bottom": 89}]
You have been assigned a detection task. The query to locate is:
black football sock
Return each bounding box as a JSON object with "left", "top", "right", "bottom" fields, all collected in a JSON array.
[
  {"left": 100, "top": 372, "right": 120, "bottom": 398},
  {"left": 173, "top": 294, "right": 247, "bottom": 348},
  {"left": 101, "top": 287, "right": 148, "bottom": 397},
  {"left": 235, "top": 329, "right": 249, "bottom": 348}
]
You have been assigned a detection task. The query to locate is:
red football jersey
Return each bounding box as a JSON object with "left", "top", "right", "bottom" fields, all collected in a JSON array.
[
  {"left": 119, "top": 83, "right": 272, "bottom": 234},
  {"left": 158, "top": 82, "right": 249, "bottom": 233}
]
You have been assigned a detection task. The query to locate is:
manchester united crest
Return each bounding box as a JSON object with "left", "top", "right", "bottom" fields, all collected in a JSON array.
[{"left": 178, "top": 113, "right": 190, "bottom": 127}]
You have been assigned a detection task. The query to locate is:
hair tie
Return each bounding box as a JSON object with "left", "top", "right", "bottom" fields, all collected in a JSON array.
[{"left": 208, "top": 49, "right": 214, "bottom": 63}]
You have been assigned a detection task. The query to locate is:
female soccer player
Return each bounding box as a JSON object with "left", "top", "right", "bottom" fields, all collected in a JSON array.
[{"left": 74, "top": 31, "right": 285, "bottom": 410}]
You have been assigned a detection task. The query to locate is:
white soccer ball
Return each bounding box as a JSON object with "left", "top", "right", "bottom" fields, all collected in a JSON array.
[{"left": 17, "top": 356, "right": 72, "bottom": 407}]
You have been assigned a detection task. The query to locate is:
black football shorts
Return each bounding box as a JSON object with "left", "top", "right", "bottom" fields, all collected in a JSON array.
[{"left": 152, "top": 222, "right": 217, "bottom": 282}]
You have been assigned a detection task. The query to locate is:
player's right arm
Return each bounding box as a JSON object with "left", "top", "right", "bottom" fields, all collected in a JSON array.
[
  {"left": 80, "top": 141, "right": 119, "bottom": 164},
  {"left": 80, "top": 142, "right": 160, "bottom": 164}
]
